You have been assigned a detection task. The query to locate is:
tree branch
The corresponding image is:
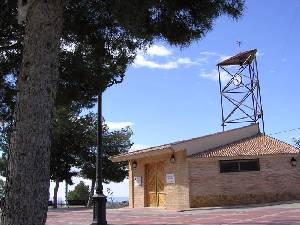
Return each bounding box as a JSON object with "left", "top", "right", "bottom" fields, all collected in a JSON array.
[{"left": 17, "top": 0, "right": 39, "bottom": 24}]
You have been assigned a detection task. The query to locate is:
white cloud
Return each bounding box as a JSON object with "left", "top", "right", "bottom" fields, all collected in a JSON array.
[
  {"left": 133, "top": 55, "right": 198, "bottom": 70},
  {"left": 199, "top": 69, "right": 231, "bottom": 82},
  {"left": 134, "top": 55, "right": 176, "bottom": 69},
  {"left": 106, "top": 121, "right": 134, "bottom": 129},
  {"left": 146, "top": 45, "right": 172, "bottom": 57},
  {"left": 200, "top": 51, "right": 220, "bottom": 57},
  {"left": 130, "top": 144, "right": 149, "bottom": 152},
  {"left": 133, "top": 44, "right": 204, "bottom": 70},
  {"left": 134, "top": 47, "right": 230, "bottom": 72},
  {"left": 177, "top": 57, "right": 198, "bottom": 65}
]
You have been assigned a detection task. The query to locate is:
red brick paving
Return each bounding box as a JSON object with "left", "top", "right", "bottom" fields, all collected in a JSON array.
[{"left": 46, "top": 202, "right": 300, "bottom": 225}]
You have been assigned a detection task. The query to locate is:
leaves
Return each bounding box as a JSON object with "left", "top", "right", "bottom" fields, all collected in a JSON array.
[
  {"left": 50, "top": 107, "right": 94, "bottom": 184},
  {"left": 0, "top": 1, "right": 244, "bottom": 180},
  {"left": 1, "top": 0, "right": 244, "bottom": 112},
  {"left": 50, "top": 108, "right": 133, "bottom": 185},
  {"left": 0, "top": 179, "right": 5, "bottom": 198},
  {"left": 79, "top": 115, "right": 133, "bottom": 183},
  {"left": 0, "top": 0, "right": 244, "bottom": 208},
  {"left": 68, "top": 181, "right": 90, "bottom": 201}
]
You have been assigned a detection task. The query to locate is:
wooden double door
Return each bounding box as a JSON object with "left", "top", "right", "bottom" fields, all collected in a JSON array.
[{"left": 146, "top": 162, "right": 166, "bottom": 207}]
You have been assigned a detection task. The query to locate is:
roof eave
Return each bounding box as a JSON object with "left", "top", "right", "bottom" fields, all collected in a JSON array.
[{"left": 110, "top": 146, "right": 177, "bottom": 162}]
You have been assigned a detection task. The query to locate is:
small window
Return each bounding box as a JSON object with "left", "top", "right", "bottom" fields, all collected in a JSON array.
[
  {"left": 219, "top": 159, "right": 260, "bottom": 173},
  {"left": 219, "top": 161, "right": 239, "bottom": 173}
]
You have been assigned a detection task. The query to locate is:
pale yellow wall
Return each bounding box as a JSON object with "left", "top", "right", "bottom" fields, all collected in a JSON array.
[
  {"left": 129, "top": 158, "right": 146, "bottom": 208},
  {"left": 128, "top": 161, "right": 133, "bottom": 208},
  {"left": 128, "top": 149, "right": 190, "bottom": 209},
  {"left": 164, "top": 150, "right": 190, "bottom": 209}
]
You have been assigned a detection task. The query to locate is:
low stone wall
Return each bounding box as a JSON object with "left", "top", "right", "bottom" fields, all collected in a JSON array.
[{"left": 191, "top": 192, "right": 300, "bottom": 207}]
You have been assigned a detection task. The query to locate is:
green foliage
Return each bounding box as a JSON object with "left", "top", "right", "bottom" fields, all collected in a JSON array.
[
  {"left": 50, "top": 107, "right": 96, "bottom": 184},
  {"left": 79, "top": 116, "right": 133, "bottom": 184},
  {"left": 0, "top": 0, "right": 245, "bottom": 114},
  {"left": 0, "top": 0, "right": 244, "bottom": 183},
  {"left": 102, "top": 126, "right": 133, "bottom": 183},
  {"left": 50, "top": 107, "right": 132, "bottom": 185},
  {"left": 0, "top": 179, "right": 5, "bottom": 198},
  {"left": 0, "top": 1, "right": 245, "bottom": 222},
  {"left": 0, "top": 0, "right": 245, "bottom": 213},
  {"left": 68, "top": 181, "right": 89, "bottom": 201},
  {"left": 0, "top": 128, "right": 8, "bottom": 154},
  {"left": 0, "top": 124, "right": 9, "bottom": 177},
  {"left": 0, "top": 104, "right": 133, "bottom": 185},
  {"left": 0, "top": 157, "right": 6, "bottom": 177}
]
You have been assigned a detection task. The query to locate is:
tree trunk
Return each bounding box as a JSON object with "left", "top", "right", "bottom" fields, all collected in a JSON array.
[
  {"left": 53, "top": 180, "right": 60, "bottom": 209},
  {"left": 87, "top": 179, "right": 96, "bottom": 208},
  {"left": 2, "top": 1, "right": 63, "bottom": 225}
]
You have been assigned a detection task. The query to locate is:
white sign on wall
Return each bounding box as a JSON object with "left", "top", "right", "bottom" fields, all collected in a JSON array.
[
  {"left": 166, "top": 173, "right": 175, "bottom": 184},
  {"left": 134, "top": 176, "right": 142, "bottom": 186}
]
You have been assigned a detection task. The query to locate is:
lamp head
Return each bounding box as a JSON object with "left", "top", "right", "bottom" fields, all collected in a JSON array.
[
  {"left": 291, "top": 157, "right": 297, "bottom": 167},
  {"left": 170, "top": 153, "right": 176, "bottom": 163},
  {"left": 132, "top": 161, "right": 137, "bottom": 168}
]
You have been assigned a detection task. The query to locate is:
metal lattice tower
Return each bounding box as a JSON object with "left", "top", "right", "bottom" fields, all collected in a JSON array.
[{"left": 217, "top": 49, "right": 265, "bottom": 133}]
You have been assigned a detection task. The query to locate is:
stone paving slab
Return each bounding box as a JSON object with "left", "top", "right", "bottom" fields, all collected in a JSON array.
[{"left": 46, "top": 202, "right": 300, "bottom": 225}]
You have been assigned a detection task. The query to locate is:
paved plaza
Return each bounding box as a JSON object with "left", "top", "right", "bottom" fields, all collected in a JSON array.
[{"left": 46, "top": 202, "right": 300, "bottom": 225}]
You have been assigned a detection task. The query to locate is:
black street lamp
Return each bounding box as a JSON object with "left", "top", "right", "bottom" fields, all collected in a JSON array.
[{"left": 91, "top": 92, "right": 107, "bottom": 225}]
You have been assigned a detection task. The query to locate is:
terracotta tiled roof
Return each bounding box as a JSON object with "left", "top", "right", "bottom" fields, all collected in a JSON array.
[
  {"left": 189, "top": 135, "right": 299, "bottom": 158},
  {"left": 110, "top": 124, "right": 260, "bottom": 162}
]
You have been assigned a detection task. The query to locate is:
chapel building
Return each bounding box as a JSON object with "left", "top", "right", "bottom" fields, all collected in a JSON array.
[{"left": 111, "top": 124, "right": 300, "bottom": 210}]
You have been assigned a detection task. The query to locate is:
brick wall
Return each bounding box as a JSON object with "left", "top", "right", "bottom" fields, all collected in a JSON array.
[
  {"left": 164, "top": 150, "right": 190, "bottom": 209},
  {"left": 129, "top": 158, "right": 146, "bottom": 208},
  {"left": 189, "top": 154, "right": 300, "bottom": 207},
  {"left": 128, "top": 149, "right": 190, "bottom": 209}
]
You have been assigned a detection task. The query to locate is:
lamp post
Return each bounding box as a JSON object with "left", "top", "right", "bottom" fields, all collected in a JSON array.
[{"left": 91, "top": 92, "right": 107, "bottom": 225}]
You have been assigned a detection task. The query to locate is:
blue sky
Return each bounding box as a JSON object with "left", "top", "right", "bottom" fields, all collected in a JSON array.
[{"left": 51, "top": 0, "right": 300, "bottom": 201}]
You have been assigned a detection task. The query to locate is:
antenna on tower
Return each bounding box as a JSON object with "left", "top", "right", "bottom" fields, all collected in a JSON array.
[
  {"left": 236, "top": 41, "right": 242, "bottom": 52},
  {"left": 216, "top": 49, "right": 265, "bottom": 133}
]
